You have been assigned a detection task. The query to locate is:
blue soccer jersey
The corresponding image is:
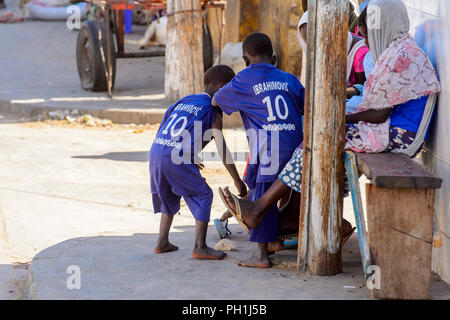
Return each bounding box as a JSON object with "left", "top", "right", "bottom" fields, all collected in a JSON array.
[
  {"left": 214, "top": 63, "right": 304, "bottom": 188},
  {"left": 151, "top": 93, "right": 220, "bottom": 162}
]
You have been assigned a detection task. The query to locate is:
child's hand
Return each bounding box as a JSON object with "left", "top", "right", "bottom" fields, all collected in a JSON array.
[{"left": 234, "top": 179, "right": 247, "bottom": 198}]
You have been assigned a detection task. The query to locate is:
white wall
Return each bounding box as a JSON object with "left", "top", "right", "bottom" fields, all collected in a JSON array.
[{"left": 401, "top": 0, "right": 450, "bottom": 284}]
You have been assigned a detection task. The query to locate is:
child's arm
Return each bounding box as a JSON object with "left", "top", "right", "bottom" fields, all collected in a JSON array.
[
  {"left": 211, "top": 111, "right": 247, "bottom": 197},
  {"left": 211, "top": 96, "right": 218, "bottom": 107}
]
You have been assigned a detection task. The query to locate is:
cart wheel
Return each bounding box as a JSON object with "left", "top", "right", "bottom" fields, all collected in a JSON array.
[
  {"left": 202, "top": 21, "right": 213, "bottom": 71},
  {"left": 76, "top": 20, "right": 116, "bottom": 92}
]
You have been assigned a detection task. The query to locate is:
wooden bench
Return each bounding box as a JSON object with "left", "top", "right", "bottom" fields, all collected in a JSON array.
[{"left": 345, "top": 151, "right": 442, "bottom": 300}]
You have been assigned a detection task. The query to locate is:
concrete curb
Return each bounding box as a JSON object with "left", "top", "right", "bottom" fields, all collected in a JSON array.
[{"left": 0, "top": 99, "right": 244, "bottom": 128}]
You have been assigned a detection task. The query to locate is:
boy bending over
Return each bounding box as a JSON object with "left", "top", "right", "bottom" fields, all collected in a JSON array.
[
  {"left": 213, "top": 33, "right": 305, "bottom": 268},
  {"left": 149, "top": 65, "right": 247, "bottom": 260}
]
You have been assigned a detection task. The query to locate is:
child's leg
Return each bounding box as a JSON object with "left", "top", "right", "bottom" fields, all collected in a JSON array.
[
  {"left": 237, "top": 182, "right": 278, "bottom": 268},
  {"left": 238, "top": 243, "right": 270, "bottom": 268},
  {"left": 154, "top": 213, "right": 178, "bottom": 254},
  {"left": 219, "top": 210, "right": 232, "bottom": 221},
  {"left": 149, "top": 152, "right": 181, "bottom": 254},
  {"left": 182, "top": 185, "right": 226, "bottom": 260},
  {"left": 192, "top": 220, "right": 226, "bottom": 260}
]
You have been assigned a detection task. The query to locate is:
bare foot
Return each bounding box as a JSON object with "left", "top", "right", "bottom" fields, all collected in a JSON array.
[
  {"left": 341, "top": 219, "right": 356, "bottom": 246},
  {"left": 238, "top": 242, "right": 270, "bottom": 268},
  {"left": 154, "top": 242, "right": 178, "bottom": 254},
  {"left": 342, "top": 219, "right": 353, "bottom": 236},
  {"left": 238, "top": 255, "right": 271, "bottom": 268},
  {"left": 267, "top": 239, "right": 284, "bottom": 253},
  {"left": 222, "top": 186, "right": 262, "bottom": 228},
  {"left": 192, "top": 246, "right": 226, "bottom": 260}
]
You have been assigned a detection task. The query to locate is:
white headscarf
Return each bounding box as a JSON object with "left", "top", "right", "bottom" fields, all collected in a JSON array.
[
  {"left": 367, "top": 0, "right": 410, "bottom": 61},
  {"left": 297, "top": 11, "right": 309, "bottom": 52}
]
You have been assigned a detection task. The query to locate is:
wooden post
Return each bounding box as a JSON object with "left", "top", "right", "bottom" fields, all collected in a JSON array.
[
  {"left": 238, "top": 0, "right": 261, "bottom": 41},
  {"left": 259, "top": 0, "right": 290, "bottom": 72},
  {"left": 297, "top": 0, "right": 348, "bottom": 275},
  {"left": 165, "top": 0, "right": 204, "bottom": 101}
]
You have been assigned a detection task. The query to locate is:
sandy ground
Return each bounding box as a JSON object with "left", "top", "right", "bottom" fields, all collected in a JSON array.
[
  {"left": 1, "top": 112, "right": 449, "bottom": 300},
  {"left": 0, "top": 112, "right": 358, "bottom": 299},
  {"left": 0, "top": 0, "right": 168, "bottom": 111},
  {"left": 0, "top": 0, "right": 448, "bottom": 297}
]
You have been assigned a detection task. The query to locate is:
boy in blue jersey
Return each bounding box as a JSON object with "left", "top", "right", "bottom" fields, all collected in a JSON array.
[
  {"left": 150, "top": 65, "right": 247, "bottom": 260},
  {"left": 213, "top": 33, "right": 305, "bottom": 268}
]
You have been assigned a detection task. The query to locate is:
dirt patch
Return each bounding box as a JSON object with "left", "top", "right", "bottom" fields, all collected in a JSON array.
[{"left": 19, "top": 117, "right": 160, "bottom": 132}]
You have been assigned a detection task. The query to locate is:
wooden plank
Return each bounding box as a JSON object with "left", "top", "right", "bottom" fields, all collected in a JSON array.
[
  {"left": 297, "top": 0, "right": 348, "bottom": 276},
  {"left": 366, "top": 185, "right": 435, "bottom": 299},
  {"left": 354, "top": 152, "right": 442, "bottom": 189},
  {"left": 344, "top": 151, "right": 371, "bottom": 278}
]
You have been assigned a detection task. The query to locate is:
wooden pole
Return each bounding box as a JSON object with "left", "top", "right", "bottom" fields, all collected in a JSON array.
[
  {"left": 165, "top": 0, "right": 204, "bottom": 101},
  {"left": 297, "top": 0, "right": 348, "bottom": 276}
]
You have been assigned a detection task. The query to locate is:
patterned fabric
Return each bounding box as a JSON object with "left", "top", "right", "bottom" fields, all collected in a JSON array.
[
  {"left": 346, "top": 124, "right": 417, "bottom": 152},
  {"left": 279, "top": 125, "right": 418, "bottom": 194},
  {"left": 387, "top": 126, "right": 417, "bottom": 152},
  {"left": 359, "top": 34, "right": 441, "bottom": 114},
  {"left": 345, "top": 32, "right": 441, "bottom": 153},
  {"left": 348, "top": 43, "right": 369, "bottom": 86},
  {"left": 278, "top": 146, "right": 303, "bottom": 193}
]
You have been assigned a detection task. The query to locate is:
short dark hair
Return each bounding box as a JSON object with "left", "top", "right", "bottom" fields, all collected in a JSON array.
[
  {"left": 358, "top": 6, "right": 367, "bottom": 28},
  {"left": 204, "top": 65, "right": 235, "bottom": 86},
  {"left": 242, "top": 32, "right": 273, "bottom": 58}
]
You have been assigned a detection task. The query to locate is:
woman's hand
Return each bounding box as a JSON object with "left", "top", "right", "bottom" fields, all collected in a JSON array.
[
  {"left": 346, "top": 107, "right": 393, "bottom": 124},
  {"left": 346, "top": 86, "right": 360, "bottom": 99}
]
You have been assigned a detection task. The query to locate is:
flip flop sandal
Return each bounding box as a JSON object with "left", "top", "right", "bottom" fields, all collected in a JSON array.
[
  {"left": 237, "top": 261, "right": 271, "bottom": 268},
  {"left": 192, "top": 252, "right": 227, "bottom": 260},
  {"left": 218, "top": 187, "right": 250, "bottom": 234},
  {"left": 341, "top": 227, "right": 356, "bottom": 246},
  {"left": 214, "top": 218, "right": 232, "bottom": 239}
]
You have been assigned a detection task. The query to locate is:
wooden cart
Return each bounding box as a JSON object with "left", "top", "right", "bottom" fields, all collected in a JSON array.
[{"left": 76, "top": 0, "right": 225, "bottom": 95}]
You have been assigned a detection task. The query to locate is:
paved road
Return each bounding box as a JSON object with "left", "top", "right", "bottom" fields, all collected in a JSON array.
[
  {"left": 0, "top": 3, "right": 243, "bottom": 126},
  {"left": 0, "top": 0, "right": 167, "bottom": 110},
  {"left": 0, "top": 113, "right": 449, "bottom": 299},
  {"left": 0, "top": 0, "right": 448, "bottom": 299},
  {"left": 0, "top": 113, "right": 363, "bottom": 300},
  {"left": 0, "top": 0, "right": 208, "bottom": 126}
]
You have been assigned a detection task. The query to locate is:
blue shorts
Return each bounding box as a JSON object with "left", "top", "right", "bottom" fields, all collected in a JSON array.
[
  {"left": 149, "top": 151, "right": 213, "bottom": 222},
  {"left": 248, "top": 181, "right": 279, "bottom": 243}
]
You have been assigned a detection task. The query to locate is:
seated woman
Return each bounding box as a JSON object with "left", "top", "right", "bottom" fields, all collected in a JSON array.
[
  {"left": 219, "top": 0, "right": 441, "bottom": 267},
  {"left": 298, "top": 9, "right": 369, "bottom": 96}
]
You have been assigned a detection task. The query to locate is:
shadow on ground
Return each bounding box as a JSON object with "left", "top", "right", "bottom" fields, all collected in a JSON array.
[
  {"left": 73, "top": 152, "right": 149, "bottom": 162},
  {"left": 71, "top": 152, "right": 250, "bottom": 163},
  {"left": 25, "top": 222, "right": 382, "bottom": 300}
]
